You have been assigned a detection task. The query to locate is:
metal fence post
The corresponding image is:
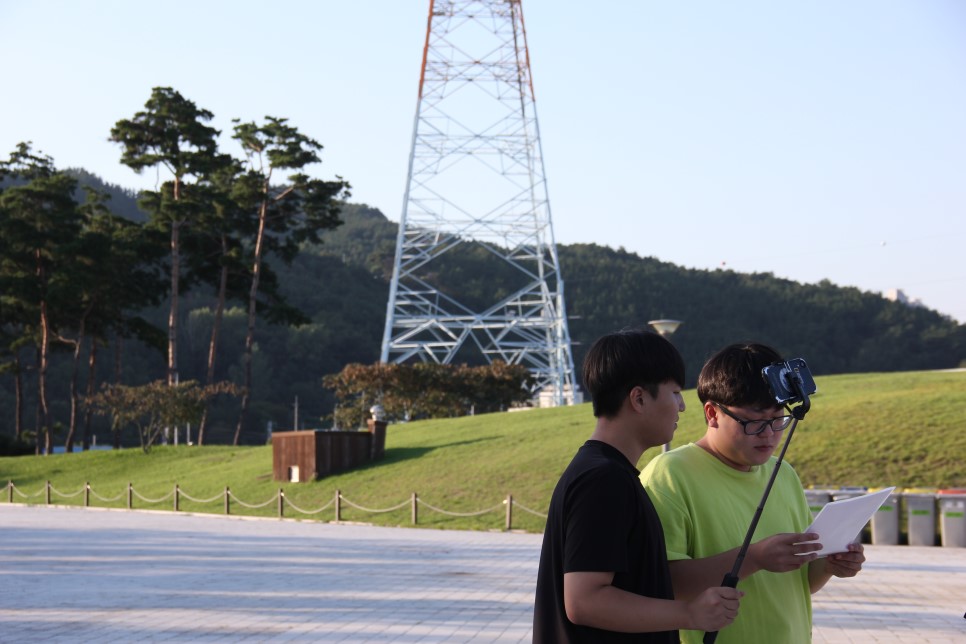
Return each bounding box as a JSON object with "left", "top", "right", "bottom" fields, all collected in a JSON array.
[
  {"left": 412, "top": 492, "right": 418, "bottom": 525},
  {"left": 8, "top": 480, "right": 13, "bottom": 503},
  {"left": 174, "top": 484, "right": 179, "bottom": 512},
  {"left": 84, "top": 482, "right": 90, "bottom": 507},
  {"left": 278, "top": 489, "right": 284, "bottom": 518},
  {"left": 224, "top": 487, "right": 230, "bottom": 515},
  {"left": 335, "top": 489, "right": 341, "bottom": 522},
  {"left": 45, "top": 480, "right": 51, "bottom": 505},
  {"left": 127, "top": 482, "right": 132, "bottom": 509}
]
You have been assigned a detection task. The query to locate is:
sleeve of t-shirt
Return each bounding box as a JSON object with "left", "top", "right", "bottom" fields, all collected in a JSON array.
[
  {"left": 640, "top": 456, "right": 693, "bottom": 562},
  {"left": 563, "top": 466, "right": 637, "bottom": 574}
]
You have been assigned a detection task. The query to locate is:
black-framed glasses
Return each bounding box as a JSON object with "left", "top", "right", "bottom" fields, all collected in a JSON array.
[{"left": 712, "top": 402, "right": 794, "bottom": 436}]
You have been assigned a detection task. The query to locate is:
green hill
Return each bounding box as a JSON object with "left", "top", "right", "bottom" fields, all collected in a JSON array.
[
  {"left": 3, "top": 370, "right": 963, "bottom": 533},
  {"left": 3, "top": 173, "right": 963, "bottom": 446}
]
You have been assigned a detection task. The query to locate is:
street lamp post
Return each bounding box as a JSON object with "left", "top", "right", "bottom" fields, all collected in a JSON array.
[
  {"left": 648, "top": 319, "right": 682, "bottom": 338},
  {"left": 648, "top": 319, "right": 683, "bottom": 452}
]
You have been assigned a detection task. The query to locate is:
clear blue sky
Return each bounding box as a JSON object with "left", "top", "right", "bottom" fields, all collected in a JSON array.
[{"left": 3, "top": 0, "right": 964, "bottom": 323}]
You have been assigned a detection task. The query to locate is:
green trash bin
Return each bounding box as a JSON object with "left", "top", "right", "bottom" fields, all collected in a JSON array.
[
  {"left": 938, "top": 490, "right": 966, "bottom": 548},
  {"left": 870, "top": 488, "right": 901, "bottom": 545},
  {"left": 904, "top": 490, "right": 937, "bottom": 546},
  {"left": 804, "top": 488, "right": 832, "bottom": 517},
  {"left": 832, "top": 486, "right": 868, "bottom": 502}
]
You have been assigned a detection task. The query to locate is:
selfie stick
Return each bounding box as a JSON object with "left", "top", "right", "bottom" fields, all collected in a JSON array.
[{"left": 703, "top": 374, "right": 812, "bottom": 644}]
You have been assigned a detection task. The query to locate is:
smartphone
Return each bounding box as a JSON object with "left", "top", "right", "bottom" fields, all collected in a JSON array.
[{"left": 761, "top": 358, "right": 817, "bottom": 405}]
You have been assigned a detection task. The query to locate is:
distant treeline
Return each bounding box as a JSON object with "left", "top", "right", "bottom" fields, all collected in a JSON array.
[{"left": 2, "top": 173, "right": 963, "bottom": 448}]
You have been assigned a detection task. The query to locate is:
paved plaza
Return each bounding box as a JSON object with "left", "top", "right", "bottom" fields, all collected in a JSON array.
[{"left": 1, "top": 504, "right": 964, "bottom": 642}]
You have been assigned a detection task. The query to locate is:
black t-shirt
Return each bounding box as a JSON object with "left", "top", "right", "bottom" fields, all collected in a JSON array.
[{"left": 532, "top": 440, "right": 677, "bottom": 643}]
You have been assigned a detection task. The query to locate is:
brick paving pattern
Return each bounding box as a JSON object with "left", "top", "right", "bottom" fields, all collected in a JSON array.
[{"left": 1, "top": 505, "right": 963, "bottom": 642}]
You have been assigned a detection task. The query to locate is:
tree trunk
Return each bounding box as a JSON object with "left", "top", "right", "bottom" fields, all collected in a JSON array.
[
  {"left": 112, "top": 334, "right": 123, "bottom": 450},
  {"left": 13, "top": 354, "right": 23, "bottom": 441},
  {"left": 82, "top": 340, "right": 98, "bottom": 451},
  {"left": 36, "top": 251, "right": 52, "bottom": 456},
  {"left": 168, "top": 218, "right": 181, "bottom": 387},
  {"left": 64, "top": 334, "right": 80, "bottom": 453},
  {"left": 198, "top": 235, "right": 230, "bottom": 446},
  {"left": 234, "top": 198, "right": 270, "bottom": 446},
  {"left": 38, "top": 300, "right": 52, "bottom": 455},
  {"left": 64, "top": 313, "right": 89, "bottom": 453},
  {"left": 34, "top": 346, "right": 42, "bottom": 455}
]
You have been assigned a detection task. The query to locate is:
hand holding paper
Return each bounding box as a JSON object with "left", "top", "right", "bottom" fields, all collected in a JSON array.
[{"left": 798, "top": 487, "right": 896, "bottom": 556}]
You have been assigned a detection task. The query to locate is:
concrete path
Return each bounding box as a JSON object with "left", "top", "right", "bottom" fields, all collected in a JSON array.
[{"left": 1, "top": 505, "right": 963, "bottom": 642}]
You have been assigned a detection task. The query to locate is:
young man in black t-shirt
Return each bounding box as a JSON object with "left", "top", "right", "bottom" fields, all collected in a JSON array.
[{"left": 533, "top": 330, "right": 743, "bottom": 642}]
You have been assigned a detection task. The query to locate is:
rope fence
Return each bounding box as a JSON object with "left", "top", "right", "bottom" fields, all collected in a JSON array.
[{"left": 3, "top": 480, "right": 547, "bottom": 531}]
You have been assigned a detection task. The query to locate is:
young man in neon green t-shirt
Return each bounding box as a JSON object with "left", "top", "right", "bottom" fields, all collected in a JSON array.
[{"left": 640, "top": 342, "right": 865, "bottom": 644}]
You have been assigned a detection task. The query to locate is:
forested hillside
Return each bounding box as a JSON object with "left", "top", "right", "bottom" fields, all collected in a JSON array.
[
  {"left": 313, "top": 202, "right": 964, "bottom": 386},
  {"left": 2, "top": 174, "right": 963, "bottom": 449}
]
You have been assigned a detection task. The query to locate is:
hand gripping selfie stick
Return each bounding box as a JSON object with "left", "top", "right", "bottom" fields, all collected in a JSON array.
[{"left": 703, "top": 359, "right": 815, "bottom": 644}]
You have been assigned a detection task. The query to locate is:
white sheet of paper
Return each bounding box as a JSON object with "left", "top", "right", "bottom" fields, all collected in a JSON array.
[{"left": 800, "top": 486, "right": 896, "bottom": 556}]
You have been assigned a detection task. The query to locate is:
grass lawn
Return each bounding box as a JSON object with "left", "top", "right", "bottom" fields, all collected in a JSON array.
[{"left": 2, "top": 370, "right": 964, "bottom": 533}]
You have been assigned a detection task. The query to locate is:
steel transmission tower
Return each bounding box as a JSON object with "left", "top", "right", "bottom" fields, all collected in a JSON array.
[{"left": 381, "top": 0, "right": 579, "bottom": 406}]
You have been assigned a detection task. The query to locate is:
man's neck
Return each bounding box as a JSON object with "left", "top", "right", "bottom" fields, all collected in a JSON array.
[
  {"left": 695, "top": 436, "right": 752, "bottom": 472},
  {"left": 589, "top": 421, "right": 646, "bottom": 468}
]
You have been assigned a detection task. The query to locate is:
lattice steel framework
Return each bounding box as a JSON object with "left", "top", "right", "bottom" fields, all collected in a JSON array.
[{"left": 381, "top": 0, "right": 578, "bottom": 405}]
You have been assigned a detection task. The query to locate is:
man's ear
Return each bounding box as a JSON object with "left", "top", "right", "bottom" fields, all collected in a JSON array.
[
  {"left": 705, "top": 401, "right": 719, "bottom": 427},
  {"left": 629, "top": 386, "right": 647, "bottom": 412}
]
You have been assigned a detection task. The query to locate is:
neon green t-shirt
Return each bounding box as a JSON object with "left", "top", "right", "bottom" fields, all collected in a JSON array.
[{"left": 640, "top": 443, "right": 813, "bottom": 644}]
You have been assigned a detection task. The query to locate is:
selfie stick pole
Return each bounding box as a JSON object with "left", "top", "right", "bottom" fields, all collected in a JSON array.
[{"left": 703, "top": 380, "right": 811, "bottom": 644}]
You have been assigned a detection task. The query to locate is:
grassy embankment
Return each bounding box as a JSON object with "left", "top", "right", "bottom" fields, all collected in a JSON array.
[{"left": 2, "top": 370, "right": 964, "bottom": 533}]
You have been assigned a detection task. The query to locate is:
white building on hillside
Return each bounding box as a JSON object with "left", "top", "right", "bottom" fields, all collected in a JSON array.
[{"left": 884, "top": 288, "right": 924, "bottom": 309}]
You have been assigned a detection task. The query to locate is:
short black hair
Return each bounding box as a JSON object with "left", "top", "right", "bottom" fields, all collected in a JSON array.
[
  {"left": 696, "top": 342, "right": 783, "bottom": 408},
  {"left": 581, "top": 329, "right": 685, "bottom": 418}
]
